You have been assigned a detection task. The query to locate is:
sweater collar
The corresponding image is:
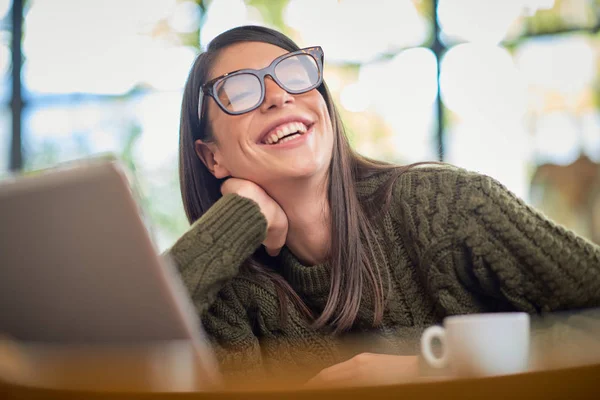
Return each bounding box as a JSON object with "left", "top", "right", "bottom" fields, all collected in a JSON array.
[
  {"left": 278, "top": 171, "right": 396, "bottom": 301},
  {"left": 279, "top": 246, "right": 331, "bottom": 298}
]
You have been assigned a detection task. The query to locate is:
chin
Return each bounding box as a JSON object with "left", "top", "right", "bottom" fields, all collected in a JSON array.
[{"left": 288, "top": 157, "right": 330, "bottom": 180}]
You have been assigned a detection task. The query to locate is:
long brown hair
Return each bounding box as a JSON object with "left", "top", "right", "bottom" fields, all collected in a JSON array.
[{"left": 179, "top": 25, "right": 416, "bottom": 333}]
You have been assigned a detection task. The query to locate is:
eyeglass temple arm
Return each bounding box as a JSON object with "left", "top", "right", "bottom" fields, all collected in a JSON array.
[{"left": 197, "top": 88, "right": 205, "bottom": 121}]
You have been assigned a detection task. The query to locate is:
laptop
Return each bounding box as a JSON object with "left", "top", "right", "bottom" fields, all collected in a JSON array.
[{"left": 0, "top": 160, "right": 218, "bottom": 379}]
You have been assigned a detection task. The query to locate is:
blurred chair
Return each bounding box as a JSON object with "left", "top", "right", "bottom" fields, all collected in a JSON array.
[{"left": 530, "top": 154, "right": 600, "bottom": 244}]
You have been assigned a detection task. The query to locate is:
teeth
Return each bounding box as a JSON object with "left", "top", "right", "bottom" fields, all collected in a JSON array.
[
  {"left": 264, "top": 121, "right": 308, "bottom": 144},
  {"left": 279, "top": 133, "right": 300, "bottom": 143}
]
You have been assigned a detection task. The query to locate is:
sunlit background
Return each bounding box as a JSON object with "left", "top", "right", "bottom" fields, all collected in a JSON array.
[{"left": 1, "top": 0, "right": 599, "bottom": 250}]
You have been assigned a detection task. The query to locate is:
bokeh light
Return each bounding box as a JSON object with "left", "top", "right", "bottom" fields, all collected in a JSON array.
[
  {"left": 440, "top": 43, "right": 530, "bottom": 198},
  {"left": 0, "top": 0, "right": 10, "bottom": 20},
  {"left": 534, "top": 112, "right": 582, "bottom": 165},
  {"left": 0, "top": 39, "right": 9, "bottom": 85},
  {"left": 22, "top": 0, "right": 196, "bottom": 94},
  {"left": 515, "top": 35, "right": 595, "bottom": 95},
  {"left": 438, "top": 0, "right": 557, "bottom": 44},
  {"left": 3, "top": 0, "right": 599, "bottom": 248},
  {"left": 168, "top": 1, "right": 202, "bottom": 34},
  {"left": 440, "top": 43, "right": 527, "bottom": 120},
  {"left": 200, "top": 0, "right": 264, "bottom": 49},
  {"left": 285, "top": 0, "right": 428, "bottom": 63}
]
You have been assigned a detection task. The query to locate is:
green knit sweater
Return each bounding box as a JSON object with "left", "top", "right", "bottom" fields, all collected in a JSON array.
[{"left": 166, "top": 166, "right": 600, "bottom": 381}]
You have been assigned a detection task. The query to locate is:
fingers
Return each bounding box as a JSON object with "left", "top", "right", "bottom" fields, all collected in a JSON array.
[
  {"left": 306, "top": 363, "right": 358, "bottom": 387},
  {"left": 314, "top": 357, "right": 357, "bottom": 375},
  {"left": 305, "top": 354, "right": 422, "bottom": 388},
  {"left": 264, "top": 233, "right": 285, "bottom": 256},
  {"left": 220, "top": 177, "right": 244, "bottom": 196},
  {"left": 219, "top": 177, "right": 288, "bottom": 257},
  {"left": 305, "top": 354, "right": 373, "bottom": 387},
  {"left": 263, "top": 207, "right": 287, "bottom": 257},
  {"left": 219, "top": 177, "right": 232, "bottom": 193},
  {"left": 264, "top": 229, "right": 287, "bottom": 256},
  {"left": 265, "top": 246, "right": 281, "bottom": 257},
  {"left": 306, "top": 371, "right": 357, "bottom": 387}
]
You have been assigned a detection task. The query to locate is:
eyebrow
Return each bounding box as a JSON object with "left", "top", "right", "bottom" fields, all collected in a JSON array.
[{"left": 209, "top": 52, "right": 289, "bottom": 82}]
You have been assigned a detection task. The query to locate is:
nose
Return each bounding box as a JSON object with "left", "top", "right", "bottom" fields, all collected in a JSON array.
[{"left": 259, "top": 76, "right": 294, "bottom": 112}]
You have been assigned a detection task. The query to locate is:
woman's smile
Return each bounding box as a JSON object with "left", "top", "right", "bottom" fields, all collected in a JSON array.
[
  {"left": 198, "top": 41, "right": 334, "bottom": 183},
  {"left": 257, "top": 115, "right": 316, "bottom": 151}
]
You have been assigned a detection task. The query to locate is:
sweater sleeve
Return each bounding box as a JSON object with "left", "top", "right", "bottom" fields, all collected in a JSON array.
[
  {"left": 163, "top": 193, "right": 267, "bottom": 316},
  {"left": 452, "top": 172, "right": 600, "bottom": 313},
  {"left": 201, "top": 281, "right": 264, "bottom": 379},
  {"left": 163, "top": 193, "right": 267, "bottom": 378}
]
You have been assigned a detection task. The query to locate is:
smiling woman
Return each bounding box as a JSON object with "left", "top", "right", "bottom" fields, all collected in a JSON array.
[{"left": 165, "top": 25, "right": 600, "bottom": 386}]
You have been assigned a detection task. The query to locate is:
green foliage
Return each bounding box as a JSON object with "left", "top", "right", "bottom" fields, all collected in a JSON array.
[
  {"left": 24, "top": 139, "right": 59, "bottom": 172},
  {"left": 523, "top": 0, "right": 599, "bottom": 36},
  {"left": 245, "top": 0, "right": 289, "bottom": 31},
  {"left": 120, "top": 122, "right": 142, "bottom": 175}
]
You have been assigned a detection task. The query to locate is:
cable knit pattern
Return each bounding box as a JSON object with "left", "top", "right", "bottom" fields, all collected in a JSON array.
[
  {"left": 454, "top": 172, "right": 600, "bottom": 312},
  {"left": 165, "top": 166, "right": 600, "bottom": 382}
]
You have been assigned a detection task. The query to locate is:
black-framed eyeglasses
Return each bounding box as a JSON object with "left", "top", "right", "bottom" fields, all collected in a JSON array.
[{"left": 197, "top": 46, "right": 324, "bottom": 121}]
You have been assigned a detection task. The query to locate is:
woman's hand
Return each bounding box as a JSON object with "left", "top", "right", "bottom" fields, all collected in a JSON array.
[
  {"left": 306, "top": 353, "right": 420, "bottom": 388},
  {"left": 221, "top": 178, "right": 288, "bottom": 256}
]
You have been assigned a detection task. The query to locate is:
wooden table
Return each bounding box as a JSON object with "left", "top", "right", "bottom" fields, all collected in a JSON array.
[{"left": 1, "top": 338, "right": 599, "bottom": 400}]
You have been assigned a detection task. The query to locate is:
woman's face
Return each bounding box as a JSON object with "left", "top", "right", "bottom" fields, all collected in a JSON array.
[{"left": 195, "top": 42, "right": 334, "bottom": 187}]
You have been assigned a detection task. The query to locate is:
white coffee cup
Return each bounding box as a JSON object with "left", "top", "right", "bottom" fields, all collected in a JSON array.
[{"left": 420, "top": 312, "right": 530, "bottom": 377}]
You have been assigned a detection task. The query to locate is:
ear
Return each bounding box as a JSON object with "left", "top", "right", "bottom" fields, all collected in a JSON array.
[{"left": 194, "top": 139, "right": 231, "bottom": 179}]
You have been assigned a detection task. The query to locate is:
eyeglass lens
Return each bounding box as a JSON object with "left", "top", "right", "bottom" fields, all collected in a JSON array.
[{"left": 214, "top": 53, "right": 320, "bottom": 114}]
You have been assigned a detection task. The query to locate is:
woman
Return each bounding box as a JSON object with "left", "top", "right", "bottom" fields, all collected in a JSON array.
[{"left": 168, "top": 25, "right": 600, "bottom": 386}]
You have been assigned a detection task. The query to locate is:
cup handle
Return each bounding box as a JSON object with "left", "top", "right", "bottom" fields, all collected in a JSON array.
[{"left": 421, "top": 326, "right": 448, "bottom": 369}]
